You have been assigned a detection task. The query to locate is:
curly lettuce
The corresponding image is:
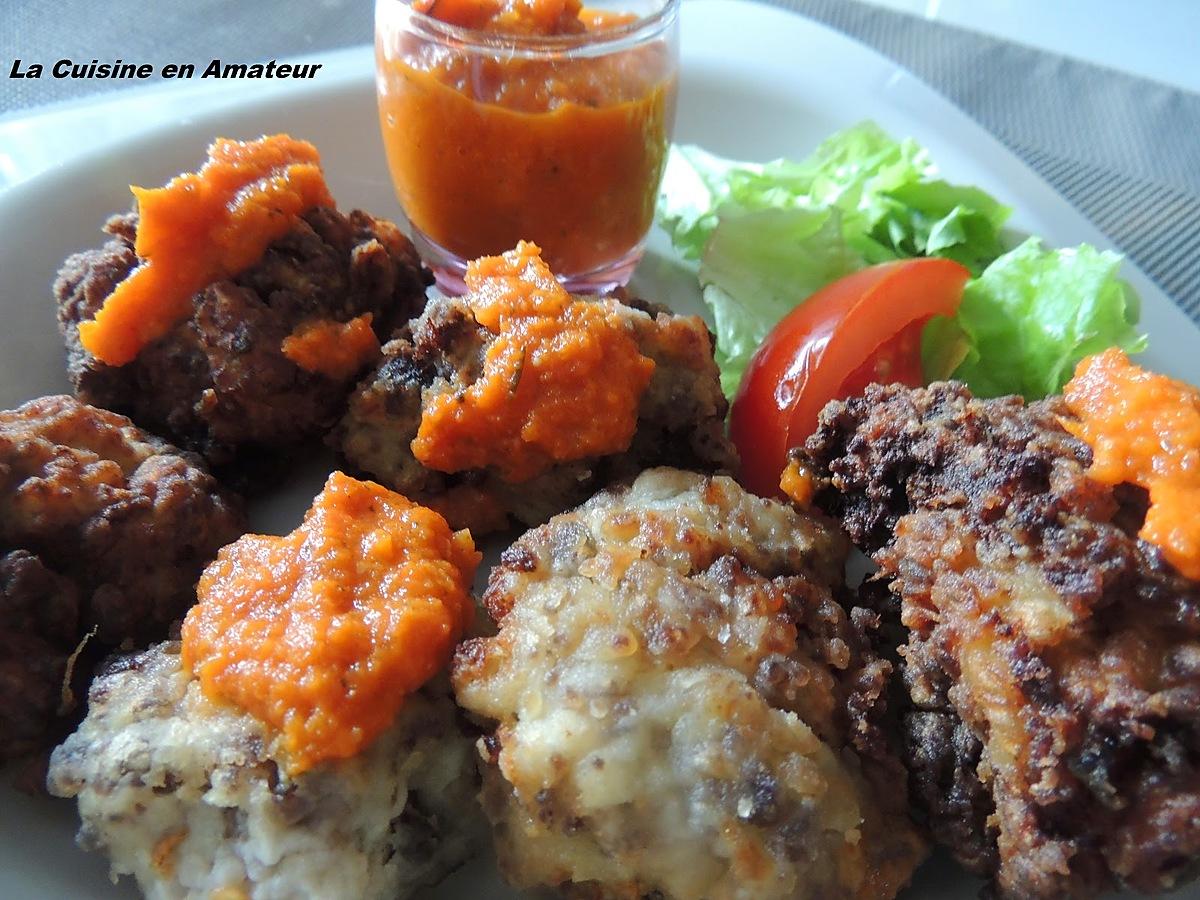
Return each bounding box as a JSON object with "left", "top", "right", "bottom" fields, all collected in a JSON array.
[
  {"left": 924, "top": 238, "right": 1147, "bottom": 398},
  {"left": 658, "top": 121, "right": 1011, "bottom": 275}
]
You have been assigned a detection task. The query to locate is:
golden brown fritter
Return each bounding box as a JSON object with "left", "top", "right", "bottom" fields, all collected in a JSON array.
[
  {"left": 0, "top": 395, "right": 244, "bottom": 760},
  {"left": 55, "top": 206, "right": 431, "bottom": 467},
  {"left": 1, "top": 550, "right": 81, "bottom": 762},
  {"left": 803, "top": 381, "right": 1200, "bottom": 898},
  {"left": 48, "top": 644, "right": 478, "bottom": 900},
  {"left": 452, "top": 468, "right": 926, "bottom": 900},
  {"left": 334, "top": 295, "right": 736, "bottom": 533}
]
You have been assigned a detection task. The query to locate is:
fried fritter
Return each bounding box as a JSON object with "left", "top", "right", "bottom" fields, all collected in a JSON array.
[
  {"left": 48, "top": 642, "right": 478, "bottom": 900},
  {"left": 452, "top": 468, "right": 926, "bottom": 900},
  {"left": 0, "top": 395, "right": 243, "bottom": 759},
  {"left": 0, "top": 550, "right": 81, "bottom": 761},
  {"left": 56, "top": 206, "right": 431, "bottom": 466},
  {"left": 334, "top": 295, "right": 736, "bottom": 533},
  {"left": 803, "top": 381, "right": 1200, "bottom": 898}
]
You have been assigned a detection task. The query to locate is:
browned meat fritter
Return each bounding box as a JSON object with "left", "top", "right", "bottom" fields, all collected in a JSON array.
[
  {"left": 334, "top": 295, "right": 736, "bottom": 533},
  {"left": 0, "top": 395, "right": 244, "bottom": 760},
  {"left": 56, "top": 206, "right": 431, "bottom": 466},
  {"left": 802, "top": 381, "right": 1200, "bottom": 898},
  {"left": 1, "top": 550, "right": 81, "bottom": 762},
  {"left": 452, "top": 468, "right": 926, "bottom": 899}
]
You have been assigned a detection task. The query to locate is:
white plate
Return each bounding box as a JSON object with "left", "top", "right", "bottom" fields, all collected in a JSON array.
[{"left": 1, "top": 2, "right": 1197, "bottom": 898}]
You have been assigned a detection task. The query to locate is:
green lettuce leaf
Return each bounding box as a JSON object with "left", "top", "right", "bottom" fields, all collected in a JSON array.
[
  {"left": 699, "top": 206, "right": 862, "bottom": 397},
  {"left": 657, "top": 145, "right": 749, "bottom": 260},
  {"left": 928, "top": 238, "right": 1147, "bottom": 398},
  {"left": 658, "top": 121, "right": 1011, "bottom": 274},
  {"left": 872, "top": 180, "right": 1010, "bottom": 273}
]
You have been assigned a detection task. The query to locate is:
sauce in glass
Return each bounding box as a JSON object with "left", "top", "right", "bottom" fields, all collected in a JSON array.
[{"left": 375, "top": 0, "right": 678, "bottom": 286}]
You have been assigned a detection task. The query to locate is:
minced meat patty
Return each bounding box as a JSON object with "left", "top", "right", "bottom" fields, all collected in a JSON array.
[
  {"left": 0, "top": 395, "right": 243, "bottom": 760},
  {"left": 334, "top": 295, "right": 736, "bottom": 533},
  {"left": 803, "top": 381, "right": 1200, "bottom": 898},
  {"left": 48, "top": 642, "right": 478, "bottom": 900},
  {"left": 452, "top": 468, "right": 926, "bottom": 899},
  {"left": 56, "top": 206, "right": 431, "bottom": 467}
]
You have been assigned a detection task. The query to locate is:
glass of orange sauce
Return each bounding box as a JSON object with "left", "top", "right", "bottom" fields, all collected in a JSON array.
[{"left": 375, "top": 0, "right": 680, "bottom": 292}]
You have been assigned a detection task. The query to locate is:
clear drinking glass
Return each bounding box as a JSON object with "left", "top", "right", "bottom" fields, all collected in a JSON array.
[{"left": 375, "top": 0, "right": 680, "bottom": 293}]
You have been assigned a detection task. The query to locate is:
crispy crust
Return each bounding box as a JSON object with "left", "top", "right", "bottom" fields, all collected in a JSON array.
[
  {"left": 0, "top": 550, "right": 81, "bottom": 760},
  {"left": 452, "top": 468, "right": 925, "bottom": 899},
  {"left": 0, "top": 395, "right": 244, "bottom": 759},
  {"left": 804, "top": 381, "right": 1200, "bottom": 897},
  {"left": 333, "top": 295, "right": 736, "bottom": 533},
  {"left": 55, "top": 207, "right": 431, "bottom": 467}
]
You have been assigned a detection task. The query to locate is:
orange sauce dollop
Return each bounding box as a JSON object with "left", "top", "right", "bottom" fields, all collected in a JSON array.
[
  {"left": 779, "top": 457, "right": 816, "bottom": 508},
  {"left": 1063, "top": 348, "right": 1200, "bottom": 580},
  {"left": 412, "top": 241, "right": 655, "bottom": 481},
  {"left": 376, "top": 0, "right": 676, "bottom": 275},
  {"left": 79, "top": 135, "right": 334, "bottom": 366},
  {"left": 181, "top": 472, "right": 479, "bottom": 774},
  {"left": 281, "top": 313, "right": 381, "bottom": 380}
]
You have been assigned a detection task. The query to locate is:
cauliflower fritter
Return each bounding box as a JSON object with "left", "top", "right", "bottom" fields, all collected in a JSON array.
[
  {"left": 452, "top": 468, "right": 926, "bottom": 900},
  {"left": 56, "top": 207, "right": 431, "bottom": 466},
  {"left": 335, "top": 295, "right": 736, "bottom": 533},
  {"left": 803, "top": 382, "right": 1200, "bottom": 898},
  {"left": 48, "top": 642, "right": 478, "bottom": 900},
  {"left": 0, "top": 395, "right": 243, "bottom": 759}
]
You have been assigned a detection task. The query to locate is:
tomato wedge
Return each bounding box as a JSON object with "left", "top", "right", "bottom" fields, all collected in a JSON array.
[{"left": 730, "top": 258, "right": 970, "bottom": 498}]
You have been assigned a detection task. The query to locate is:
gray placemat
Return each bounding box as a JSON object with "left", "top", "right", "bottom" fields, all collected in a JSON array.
[{"left": 3, "top": 0, "right": 1198, "bottom": 321}]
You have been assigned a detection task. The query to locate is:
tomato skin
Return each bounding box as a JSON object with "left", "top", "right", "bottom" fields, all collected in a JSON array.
[
  {"left": 730, "top": 258, "right": 969, "bottom": 498},
  {"left": 837, "top": 318, "right": 926, "bottom": 398}
]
